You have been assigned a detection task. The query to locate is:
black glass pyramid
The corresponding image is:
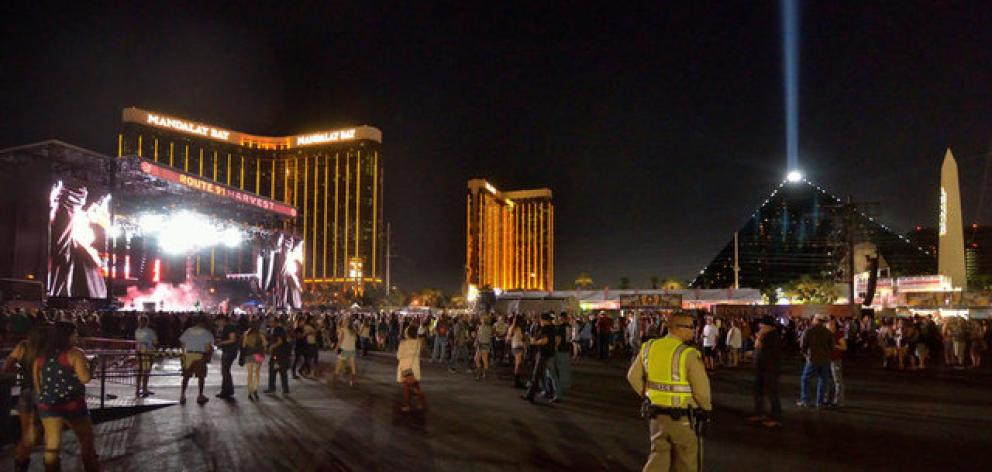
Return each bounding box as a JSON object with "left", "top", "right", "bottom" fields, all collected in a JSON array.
[{"left": 690, "top": 179, "right": 936, "bottom": 289}]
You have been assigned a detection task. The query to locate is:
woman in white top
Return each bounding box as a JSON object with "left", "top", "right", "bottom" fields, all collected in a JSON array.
[
  {"left": 332, "top": 317, "right": 359, "bottom": 386},
  {"left": 509, "top": 315, "right": 526, "bottom": 389},
  {"left": 396, "top": 326, "right": 426, "bottom": 412},
  {"left": 726, "top": 320, "right": 743, "bottom": 368}
]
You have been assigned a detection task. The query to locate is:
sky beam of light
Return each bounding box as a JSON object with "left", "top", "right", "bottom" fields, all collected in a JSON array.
[{"left": 782, "top": 0, "right": 800, "bottom": 174}]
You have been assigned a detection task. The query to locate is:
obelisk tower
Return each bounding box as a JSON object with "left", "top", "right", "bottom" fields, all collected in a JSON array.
[{"left": 938, "top": 149, "right": 967, "bottom": 289}]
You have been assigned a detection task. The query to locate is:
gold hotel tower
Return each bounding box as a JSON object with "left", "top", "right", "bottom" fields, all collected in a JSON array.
[
  {"left": 118, "top": 107, "right": 383, "bottom": 289},
  {"left": 466, "top": 179, "right": 553, "bottom": 292}
]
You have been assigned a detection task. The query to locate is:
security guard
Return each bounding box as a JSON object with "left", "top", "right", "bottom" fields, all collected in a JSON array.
[{"left": 627, "top": 313, "right": 712, "bottom": 472}]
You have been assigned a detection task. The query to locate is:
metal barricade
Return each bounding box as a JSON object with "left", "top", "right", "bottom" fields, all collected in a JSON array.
[{"left": 86, "top": 348, "right": 184, "bottom": 409}]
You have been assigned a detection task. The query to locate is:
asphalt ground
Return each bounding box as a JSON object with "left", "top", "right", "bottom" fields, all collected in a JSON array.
[{"left": 2, "top": 349, "right": 991, "bottom": 471}]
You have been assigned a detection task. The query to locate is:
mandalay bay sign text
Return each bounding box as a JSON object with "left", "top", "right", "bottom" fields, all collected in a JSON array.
[
  {"left": 131, "top": 109, "right": 369, "bottom": 147},
  {"left": 147, "top": 113, "right": 231, "bottom": 141}
]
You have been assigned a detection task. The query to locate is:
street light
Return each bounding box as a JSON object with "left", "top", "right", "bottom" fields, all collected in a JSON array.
[{"left": 786, "top": 170, "right": 802, "bottom": 183}]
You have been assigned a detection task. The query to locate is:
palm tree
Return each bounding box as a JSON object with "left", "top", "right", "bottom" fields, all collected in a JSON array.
[
  {"left": 574, "top": 272, "right": 594, "bottom": 290},
  {"left": 785, "top": 276, "right": 837, "bottom": 304},
  {"left": 650, "top": 276, "right": 660, "bottom": 289},
  {"left": 661, "top": 277, "right": 684, "bottom": 290},
  {"left": 619, "top": 276, "right": 630, "bottom": 289}
]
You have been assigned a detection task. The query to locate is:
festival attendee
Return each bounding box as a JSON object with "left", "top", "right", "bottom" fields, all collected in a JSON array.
[
  {"left": 431, "top": 316, "right": 450, "bottom": 363},
  {"left": 521, "top": 313, "right": 558, "bottom": 404},
  {"left": 945, "top": 316, "right": 969, "bottom": 367},
  {"left": 291, "top": 323, "right": 306, "bottom": 379},
  {"left": 826, "top": 318, "right": 846, "bottom": 408},
  {"left": 915, "top": 316, "right": 932, "bottom": 370},
  {"left": 797, "top": 314, "right": 833, "bottom": 408},
  {"left": 596, "top": 312, "right": 611, "bottom": 359},
  {"left": 726, "top": 320, "right": 743, "bottom": 368},
  {"left": 4, "top": 324, "right": 46, "bottom": 472},
  {"left": 474, "top": 315, "right": 493, "bottom": 380},
  {"left": 133, "top": 315, "right": 158, "bottom": 397},
  {"left": 579, "top": 315, "right": 594, "bottom": 358},
  {"left": 241, "top": 321, "right": 266, "bottom": 400},
  {"left": 748, "top": 316, "right": 782, "bottom": 428},
  {"left": 358, "top": 318, "right": 372, "bottom": 357},
  {"left": 701, "top": 317, "right": 719, "bottom": 370},
  {"left": 570, "top": 316, "right": 581, "bottom": 359},
  {"left": 493, "top": 315, "right": 508, "bottom": 365},
  {"left": 879, "top": 319, "right": 898, "bottom": 368},
  {"left": 179, "top": 316, "right": 214, "bottom": 405},
  {"left": 332, "top": 317, "right": 358, "bottom": 386},
  {"left": 626, "top": 313, "right": 641, "bottom": 355},
  {"left": 449, "top": 316, "right": 472, "bottom": 374},
  {"left": 215, "top": 315, "right": 240, "bottom": 399},
  {"left": 553, "top": 313, "right": 572, "bottom": 400},
  {"left": 509, "top": 315, "right": 527, "bottom": 388},
  {"left": 970, "top": 319, "right": 987, "bottom": 368},
  {"left": 397, "top": 326, "right": 426, "bottom": 412},
  {"left": 33, "top": 322, "right": 99, "bottom": 472},
  {"left": 263, "top": 317, "right": 291, "bottom": 395}
]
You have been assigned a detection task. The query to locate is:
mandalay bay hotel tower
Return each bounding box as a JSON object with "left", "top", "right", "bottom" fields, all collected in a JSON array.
[
  {"left": 118, "top": 107, "right": 383, "bottom": 291},
  {"left": 466, "top": 179, "right": 554, "bottom": 293}
]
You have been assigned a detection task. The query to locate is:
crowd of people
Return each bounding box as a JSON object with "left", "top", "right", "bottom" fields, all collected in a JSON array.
[{"left": 2, "top": 305, "right": 991, "bottom": 470}]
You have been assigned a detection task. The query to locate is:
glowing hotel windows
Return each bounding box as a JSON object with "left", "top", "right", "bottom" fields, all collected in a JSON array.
[
  {"left": 120, "top": 107, "right": 384, "bottom": 288},
  {"left": 466, "top": 179, "right": 554, "bottom": 292}
]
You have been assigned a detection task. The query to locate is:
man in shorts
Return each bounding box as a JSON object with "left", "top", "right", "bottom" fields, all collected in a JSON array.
[
  {"left": 475, "top": 315, "right": 493, "bottom": 380},
  {"left": 701, "top": 317, "right": 719, "bottom": 370},
  {"left": 179, "top": 316, "right": 215, "bottom": 405}
]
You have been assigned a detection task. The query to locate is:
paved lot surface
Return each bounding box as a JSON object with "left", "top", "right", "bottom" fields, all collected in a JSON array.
[{"left": 2, "top": 351, "right": 991, "bottom": 471}]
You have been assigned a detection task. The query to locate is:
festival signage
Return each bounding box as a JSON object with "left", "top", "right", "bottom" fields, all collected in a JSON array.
[
  {"left": 138, "top": 161, "right": 298, "bottom": 218},
  {"left": 619, "top": 293, "right": 682, "bottom": 309}
]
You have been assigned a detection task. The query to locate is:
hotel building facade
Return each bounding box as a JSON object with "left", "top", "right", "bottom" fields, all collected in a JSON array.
[
  {"left": 466, "top": 179, "right": 553, "bottom": 292},
  {"left": 118, "top": 107, "right": 383, "bottom": 288}
]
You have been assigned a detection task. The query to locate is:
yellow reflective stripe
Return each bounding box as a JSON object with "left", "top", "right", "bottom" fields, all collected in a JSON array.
[
  {"left": 671, "top": 344, "right": 688, "bottom": 382},
  {"left": 642, "top": 339, "right": 655, "bottom": 373},
  {"left": 646, "top": 381, "right": 693, "bottom": 393}
]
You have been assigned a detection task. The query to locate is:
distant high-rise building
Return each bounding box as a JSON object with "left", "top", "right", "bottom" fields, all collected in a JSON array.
[
  {"left": 119, "top": 107, "right": 383, "bottom": 289},
  {"left": 466, "top": 179, "right": 553, "bottom": 292},
  {"left": 963, "top": 224, "right": 992, "bottom": 284}
]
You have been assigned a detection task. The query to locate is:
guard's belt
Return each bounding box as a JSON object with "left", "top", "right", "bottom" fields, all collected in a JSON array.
[{"left": 648, "top": 406, "right": 692, "bottom": 418}]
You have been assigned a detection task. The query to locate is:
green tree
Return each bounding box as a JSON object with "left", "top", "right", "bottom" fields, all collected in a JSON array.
[
  {"left": 785, "top": 276, "right": 838, "bottom": 304},
  {"left": 619, "top": 276, "right": 630, "bottom": 289},
  {"left": 650, "top": 276, "right": 660, "bottom": 289},
  {"left": 761, "top": 286, "right": 779, "bottom": 305},
  {"left": 968, "top": 274, "right": 992, "bottom": 292}
]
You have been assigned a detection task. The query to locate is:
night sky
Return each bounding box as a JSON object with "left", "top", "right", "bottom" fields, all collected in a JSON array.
[{"left": 2, "top": 2, "right": 991, "bottom": 294}]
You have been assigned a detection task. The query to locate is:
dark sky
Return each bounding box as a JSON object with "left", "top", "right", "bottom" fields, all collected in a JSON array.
[{"left": 2, "top": 2, "right": 991, "bottom": 294}]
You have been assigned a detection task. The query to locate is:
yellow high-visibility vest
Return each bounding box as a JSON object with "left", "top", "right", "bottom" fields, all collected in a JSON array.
[{"left": 642, "top": 336, "right": 695, "bottom": 407}]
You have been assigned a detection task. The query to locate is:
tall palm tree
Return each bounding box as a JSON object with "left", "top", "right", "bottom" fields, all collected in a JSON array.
[
  {"left": 574, "top": 272, "right": 594, "bottom": 290},
  {"left": 661, "top": 277, "right": 685, "bottom": 290}
]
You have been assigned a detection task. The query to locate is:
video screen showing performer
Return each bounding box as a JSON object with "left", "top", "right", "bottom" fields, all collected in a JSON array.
[
  {"left": 258, "top": 232, "right": 303, "bottom": 310},
  {"left": 48, "top": 180, "right": 111, "bottom": 298}
]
